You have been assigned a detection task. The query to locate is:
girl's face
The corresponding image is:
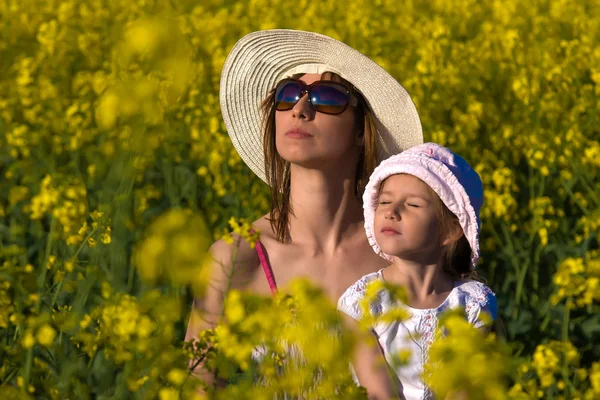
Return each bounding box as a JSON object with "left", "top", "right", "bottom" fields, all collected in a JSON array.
[
  {"left": 374, "top": 174, "right": 444, "bottom": 262},
  {"left": 274, "top": 73, "right": 362, "bottom": 168}
]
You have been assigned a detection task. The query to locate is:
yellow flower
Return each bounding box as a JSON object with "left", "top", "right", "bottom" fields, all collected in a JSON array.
[
  {"left": 590, "top": 362, "right": 600, "bottom": 394},
  {"left": 137, "top": 315, "right": 155, "bottom": 338},
  {"left": 47, "top": 255, "right": 57, "bottom": 269},
  {"left": 225, "top": 291, "right": 246, "bottom": 325},
  {"left": 22, "top": 332, "right": 35, "bottom": 348},
  {"left": 65, "top": 260, "right": 75, "bottom": 273},
  {"left": 101, "top": 227, "right": 112, "bottom": 244},
  {"left": 36, "top": 324, "right": 57, "bottom": 346},
  {"left": 158, "top": 387, "right": 179, "bottom": 400},
  {"left": 127, "top": 376, "right": 149, "bottom": 392},
  {"left": 80, "top": 314, "right": 92, "bottom": 329},
  {"left": 538, "top": 227, "right": 548, "bottom": 247},
  {"left": 424, "top": 311, "right": 509, "bottom": 399},
  {"left": 167, "top": 368, "right": 187, "bottom": 385}
]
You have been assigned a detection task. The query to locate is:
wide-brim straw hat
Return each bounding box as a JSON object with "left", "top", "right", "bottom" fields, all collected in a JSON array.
[{"left": 220, "top": 29, "right": 423, "bottom": 183}]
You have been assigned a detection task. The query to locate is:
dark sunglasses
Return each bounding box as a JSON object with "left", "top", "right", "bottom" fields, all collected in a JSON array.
[{"left": 274, "top": 79, "right": 358, "bottom": 115}]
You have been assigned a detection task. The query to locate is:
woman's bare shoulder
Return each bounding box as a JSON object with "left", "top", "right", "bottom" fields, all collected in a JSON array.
[
  {"left": 250, "top": 214, "right": 276, "bottom": 240},
  {"left": 211, "top": 214, "right": 273, "bottom": 267}
]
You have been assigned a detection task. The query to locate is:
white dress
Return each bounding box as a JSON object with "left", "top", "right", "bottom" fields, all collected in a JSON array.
[{"left": 337, "top": 270, "right": 498, "bottom": 400}]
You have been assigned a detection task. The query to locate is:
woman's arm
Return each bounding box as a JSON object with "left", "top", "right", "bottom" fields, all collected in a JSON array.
[
  {"left": 184, "top": 235, "right": 259, "bottom": 388},
  {"left": 340, "top": 314, "right": 403, "bottom": 400}
]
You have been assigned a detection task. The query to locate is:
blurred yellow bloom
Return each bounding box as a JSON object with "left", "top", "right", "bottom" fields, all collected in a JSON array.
[
  {"left": 137, "top": 315, "right": 155, "bottom": 339},
  {"left": 64, "top": 261, "right": 74, "bottom": 273},
  {"left": 552, "top": 255, "right": 600, "bottom": 307},
  {"left": 225, "top": 291, "right": 245, "bottom": 324},
  {"left": 167, "top": 368, "right": 187, "bottom": 385},
  {"left": 134, "top": 209, "right": 210, "bottom": 286},
  {"left": 80, "top": 314, "right": 92, "bottom": 329},
  {"left": 424, "top": 311, "right": 509, "bottom": 399},
  {"left": 101, "top": 227, "right": 112, "bottom": 244},
  {"left": 36, "top": 324, "right": 57, "bottom": 347},
  {"left": 590, "top": 362, "right": 600, "bottom": 395},
  {"left": 22, "top": 332, "right": 35, "bottom": 348},
  {"left": 158, "top": 388, "right": 179, "bottom": 400}
]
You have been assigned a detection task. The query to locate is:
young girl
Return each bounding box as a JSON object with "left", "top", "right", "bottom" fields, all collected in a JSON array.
[{"left": 338, "top": 142, "right": 498, "bottom": 400}]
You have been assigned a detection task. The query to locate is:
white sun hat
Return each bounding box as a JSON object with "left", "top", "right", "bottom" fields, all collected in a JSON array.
[
  {"left": 220, "top": 29, "right": 423, "bottom": 183},
  {"left": 363, "top": 143, "right": 484, "bottom": 269}
]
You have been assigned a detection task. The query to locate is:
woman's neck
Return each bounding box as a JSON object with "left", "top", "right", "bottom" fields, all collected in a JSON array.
[{"left": 286, "top": 164, "right": 364, "bottom": 254}]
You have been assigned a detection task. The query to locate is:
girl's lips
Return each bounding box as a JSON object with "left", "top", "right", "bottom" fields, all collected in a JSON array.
[
  {"left": 285, "top": 129, "right": 313, "bottom": 139},
  {"left": 380, "top": 226, "right": 401, "bottom": 235}
]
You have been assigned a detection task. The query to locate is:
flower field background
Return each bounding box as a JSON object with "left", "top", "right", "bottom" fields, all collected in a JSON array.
[{"left": 0, "top": 0, "right": 599, "bottom": 398}]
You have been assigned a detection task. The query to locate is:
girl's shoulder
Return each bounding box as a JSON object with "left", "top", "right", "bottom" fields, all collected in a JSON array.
[
  {"left": 336, "top": 271, "right": 383, "bottom": 320},
  {"left": 453, "top": 279, "right": 496, "bottom": 300},
  {"left": 340, "top": 271, "right": 383, "bottom": 299},
  {"left": 450, "top": 280, "right": 498, "bottom": 325}
]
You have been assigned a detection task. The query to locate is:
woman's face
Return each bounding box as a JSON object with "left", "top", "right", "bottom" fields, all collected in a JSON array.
[{"left": 274, "top": 74, "right": 362, "bottom": 168}]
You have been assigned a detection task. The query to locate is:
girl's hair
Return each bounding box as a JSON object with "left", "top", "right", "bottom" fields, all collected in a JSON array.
[
  {"left": 429, "top": 186, "right": 481, "bottom": 281},
  {"left": 260, "top": 72, "right": 378, "bottom": 242}
]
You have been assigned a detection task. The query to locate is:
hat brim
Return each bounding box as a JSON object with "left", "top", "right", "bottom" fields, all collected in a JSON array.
[{"left": 220, "top": 29, "right": 423, "bottom": 183}]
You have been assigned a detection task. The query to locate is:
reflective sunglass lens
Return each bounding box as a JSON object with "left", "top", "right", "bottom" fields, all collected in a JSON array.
[{"left": 275, "top": 81, "right": 304, "bottom": 111}]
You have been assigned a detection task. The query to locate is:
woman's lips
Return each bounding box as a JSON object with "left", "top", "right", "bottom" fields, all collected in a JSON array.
[
  {"left": 285, "top": 128, "right": 313, "bottom": 139},
  {"left": 380, "top": 226, "right": 401, "bottom": 235}
]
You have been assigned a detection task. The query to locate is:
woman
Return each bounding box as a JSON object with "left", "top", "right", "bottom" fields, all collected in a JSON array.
[{"left": 185, "top": 29, "right": 423, "bottom": 388}]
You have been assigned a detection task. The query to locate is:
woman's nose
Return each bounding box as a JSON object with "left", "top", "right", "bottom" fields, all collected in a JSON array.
[{"left": 292, "top": 91, "right": 315, "bottom": 120}]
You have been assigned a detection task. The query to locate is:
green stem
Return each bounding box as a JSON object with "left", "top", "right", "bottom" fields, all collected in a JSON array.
[
  {"left": 562, "top": 298, "right": 573, "bottom": 395},
  {"left": 562, "top": 298, "right": 570, "bottom": 342},
  {"left": 499, "top": 223, "right": 527, "bottom": 307},
  {"left": 127, "top": 257, "right": 136, "bottom": 292},
  {"left": 22, "top": 346, "right": 34, "bottom": 390},
  {"left": 49, "top": 226, "right": 98, "bottom": 310},
  {"left": 73, "top": 226, "right": 99, "bottom": 260},
  {"left": 515, "top": 258, "right": 529, "bottom": 307},
  {"left": 561, "top": 177, "right": 589, "bottom": 216},
  {"left": 35, "top": 217, "right": 57, "bottom": 313},
  {"left": 4, "top": 367, "right": 19, "bottom": 384},
  {"left": 581, "top": 175, "right": 600, "bottom": 207},
  {"left": 86, "top": 351, "right": 97, "bottom": 371}
]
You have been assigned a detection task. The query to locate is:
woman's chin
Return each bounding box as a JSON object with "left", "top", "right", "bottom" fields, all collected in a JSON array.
[
  {"left": 277, "top": 150, "right": 325, "bottom": 167},
  {"left": 278, "top": 149, "right": 355, "bottom": 169}
]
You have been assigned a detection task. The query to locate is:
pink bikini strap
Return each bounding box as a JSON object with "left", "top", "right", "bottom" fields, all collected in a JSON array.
[{"left": 251, "top": 229, "right": 278, "bottom": 295}]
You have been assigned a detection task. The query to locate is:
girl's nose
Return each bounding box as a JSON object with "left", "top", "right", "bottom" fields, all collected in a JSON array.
[{"left": 385, "top": 206, "right": 401, "bottom": 220}]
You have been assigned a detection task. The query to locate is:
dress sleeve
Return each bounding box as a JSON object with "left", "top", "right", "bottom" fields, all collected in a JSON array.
[
  {"left": 337, "top": 276, "right": 372, "bottom": 321},
  {"left": 466, "top": 283, "right": 498, "bottom": 329}
]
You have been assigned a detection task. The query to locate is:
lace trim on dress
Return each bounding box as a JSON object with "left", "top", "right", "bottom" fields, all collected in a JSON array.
[
  {"left": 465, "top": 281, "right": 494, "bottom": 325},
  {"left": 346, "top": 274, "right": 383, "bottom": 317},
  {"left": 413, "top": 308, "right": 438, "bottom": 400}
]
